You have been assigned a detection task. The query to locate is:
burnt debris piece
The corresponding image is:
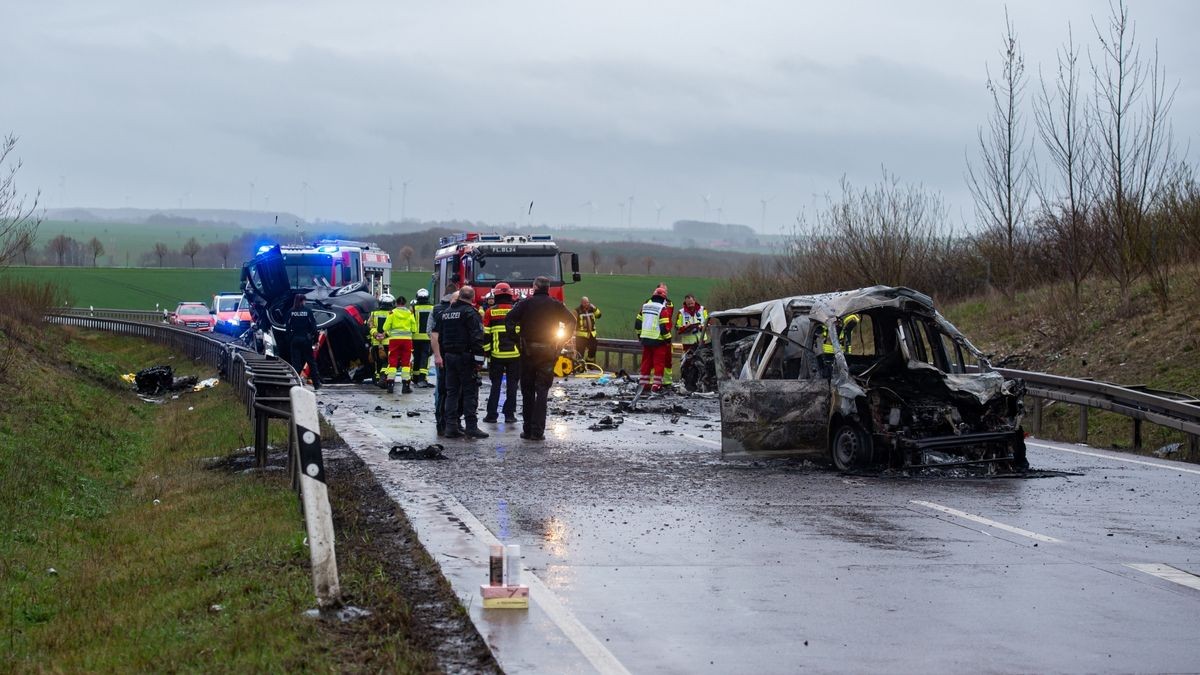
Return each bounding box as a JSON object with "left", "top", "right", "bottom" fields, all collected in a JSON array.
[
  {"left": 133, "top": 365, "right": 198, "bottom": 395},
  {"left": 710, "top": 285, "right": 1029, "bottom": 473}
]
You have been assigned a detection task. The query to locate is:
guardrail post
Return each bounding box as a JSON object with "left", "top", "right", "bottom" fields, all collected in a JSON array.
[
  {"left": 1132, "top": 418, "right": 1143, "bottom": 450},
  {"left": 1078, "top": 405, "right": 1089, "bottom": 443},
  {"left": 254, "top": 409, "right": 269, "bottom": 468},
  {"left": 289, "top": 386, "right": 341, "bottom": 608},
  {"left": 1029, "top": 397, "right": 1042, "bottom": 436}
]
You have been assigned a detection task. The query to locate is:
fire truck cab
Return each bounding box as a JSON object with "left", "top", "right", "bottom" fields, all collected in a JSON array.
[
  {"left": 433, "top": 233, "right": 580, "bottom": 303},
  {"left": 277, "top": 239, "right": 392, "bottom": 298}
]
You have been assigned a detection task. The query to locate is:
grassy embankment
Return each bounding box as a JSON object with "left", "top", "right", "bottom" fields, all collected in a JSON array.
[
  {"left": 0, "top": 327, "right": 440, "bottom": 671},
  {"left": 944, "top": 266, "right": 1200, "bottom": 458},
  {"left": 4, "top": 266, "right": 723, "bottom": 339}
]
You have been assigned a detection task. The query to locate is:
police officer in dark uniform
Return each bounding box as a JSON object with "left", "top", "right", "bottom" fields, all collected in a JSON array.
[
  {"left": 429, "top": 289, "right": 460, "bottom": 436},
  {"left": 286, "top": 293, "right": 321, "bottom": 390},
  {"left": 433, "top": 286, "right": 489, "bottom": 439},
  {"left": 505, "top": 276, "right": 575, "bottom": 441}
]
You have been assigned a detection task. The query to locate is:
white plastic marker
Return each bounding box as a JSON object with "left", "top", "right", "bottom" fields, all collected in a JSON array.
[
  {"left": 291, "top": 386, "right": 342, "bottom": 607},
  {"left": 1034, "top": 443, "right": 1200, "bottom": 476},
  {"left": 910, "top": 500, "right": 1061, "bottom": 543},
  {"left": 1126, "top": 563, "right": 1200, "bottom": 592}
]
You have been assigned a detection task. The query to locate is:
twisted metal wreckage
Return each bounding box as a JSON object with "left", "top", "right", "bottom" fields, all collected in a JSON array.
[{"left": 710, "top": 286, "right": 1028, "bottom": 472}]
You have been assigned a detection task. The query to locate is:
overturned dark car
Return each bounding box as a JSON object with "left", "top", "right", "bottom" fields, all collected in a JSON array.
[
  {"left": 710, "top": 286, "right": 1027, "bottom": 472},
  {"left": 240, "top": 244, "right": 377, "bottom": 381}
]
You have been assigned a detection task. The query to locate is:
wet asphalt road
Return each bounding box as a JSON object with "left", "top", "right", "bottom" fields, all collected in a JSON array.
[{"left": 320, "top": 379, "right": 1200, "bottom": 675}]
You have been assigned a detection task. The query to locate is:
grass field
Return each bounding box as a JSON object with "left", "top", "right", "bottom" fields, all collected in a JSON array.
[
  {"left": 3, "top": 267, "right": 725, "bottom": 339},
  {"left": 37, "top": 220, "right": 249, "bottom": 266}
]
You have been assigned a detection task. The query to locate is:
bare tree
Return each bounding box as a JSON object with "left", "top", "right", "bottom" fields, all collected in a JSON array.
[
  {"left": 0, "top": 134, "right": 40, "bottom": 270},
  {"left": 588, "top": 248, "right": 602, "bottom": 273},
  {"left": 215, "top": 241, "right": 232, "bottom": 269},
  {"left": 87, "top": 237, "right": 105, "bottom": 267},
  {"left": 967, "top": 10, "right": 1034, "bottom": 299},
  {"left": 1034, "top": 26, "right": 1097, "bottom": 302},
  {"left": 48, "top": 234, "right": 73, "bottom": 266},
  {"left": 615, "top": 254, "right": 628, "bottom": 273},
  {"left": 642, "top": 255, "right": 654, "bottom": 275},
  {"left": 153, "top": 242, "right": 169, "bottom": 267},
  {"left": 1091, "top": 0, "right": 1180, "bottom": 303},
  {"left": 400, "top": 245, "right": 415, "bottom": 271},
  {"left": 181, "top": 237, "right": 201, "bottom": 267}
]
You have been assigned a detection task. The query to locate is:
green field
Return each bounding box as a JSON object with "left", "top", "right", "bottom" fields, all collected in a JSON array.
[
  {"left": 37, "top": 220, "right": 249, "bottom": 266},
  {"left": 4, "top": 267, "right": 725, "bottom": 338}
]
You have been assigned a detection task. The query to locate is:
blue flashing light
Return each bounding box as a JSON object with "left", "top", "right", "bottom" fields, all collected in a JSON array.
[
  {"left": 317, "top": 245, "right": 339, "bottom": 253},
  {"left": 531, "top": 235, "right": 553, "bottom": 241},
  {"left": 256, "top": 244, "right": 273, "bottom": 254}
]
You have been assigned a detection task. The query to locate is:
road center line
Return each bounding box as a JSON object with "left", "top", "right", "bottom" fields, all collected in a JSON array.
[
  {"left": 910, "top": 500, "right": 1061, "bottom": 543},
  {"left": 1032, "top": 443, "right": 1200, "bottom": 476},
  {"left": 1126, "top": 563, "right": 1200, "bottom": 592}
]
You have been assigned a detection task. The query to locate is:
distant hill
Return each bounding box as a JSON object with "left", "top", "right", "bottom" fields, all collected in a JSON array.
[{"left": 44, "top": 208, "right": 303, "bottom": 229}]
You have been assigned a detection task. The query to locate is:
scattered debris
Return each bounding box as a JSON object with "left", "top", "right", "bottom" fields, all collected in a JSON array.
[
  {"left": 303, "top": 605, "right": 374, "bottom": 622},
  {"left": 588, "top": 415, "right": 624, "bottom": 431},
  {"left": 324, "top": 403, "right": 338, "bottom": 416},
  {"left": 389, "top": 444, "right": 446, "bottom": 460},
  {"left": 588, "top": 392, "right": 608, "bottom": 400},
  {"left": 1153, "top": 442, "right": 1182, "bottom": 458},
  {"left": 209, "top": 604, "right": 225, "bottom": 613},
  {"left": 192, "top": 377, "right": 219, "bottom": 391},
  {"left": 46, "top": 567, "right": 58, "bottom": 576},
  {"left": 131, "top": 365, "right": 198, "bottom": 396},
  {"left": 406, "top": 411, "right": 421, "bottom": 417}
]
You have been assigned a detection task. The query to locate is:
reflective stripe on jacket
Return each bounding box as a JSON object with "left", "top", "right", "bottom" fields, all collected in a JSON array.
[
  {"left": 412, "top": 303, "right": 434, "bottom": 341},
  {"left": 382, "top": 307, "right": 416, "bottom": 342},
  {"left": 575, "top": 305, "right": 602, "bottom": 337},
  {"left": 635, "top": 298, "right": 673, "bottom": 344},
  {"left": 367, "top": 309, "right": 391, "bottom": 346},
  {"left": 483, "top": 303, "right": 520, "bottom": 359},
  {"left": 675, "top": 305, "right": 708, "bottom": 345}
]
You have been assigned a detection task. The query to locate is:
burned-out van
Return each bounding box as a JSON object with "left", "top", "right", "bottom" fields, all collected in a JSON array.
[{"left": 710, "top": 286, "right": 1027, "bottom": 471}]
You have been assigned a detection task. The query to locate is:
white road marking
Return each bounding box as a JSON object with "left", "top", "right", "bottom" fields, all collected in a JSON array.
[
  {"left": 332, "top": 400, "right": 632, "bottom": 675},
  {"left": 910, "top": 500, "right": 1061, "bottom": 543},
  {"left": 678, "top": 432, "right": 721, "bottom": 447},
  {"left": 1032, "top": 443, "right": 1200, "bottom": 476},
  {"left": 1126, "top": 563, "right": 1200, "bottom": 592}
]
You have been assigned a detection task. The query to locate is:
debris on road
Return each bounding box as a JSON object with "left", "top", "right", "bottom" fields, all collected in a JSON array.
[
  {"left": 389, "top": 444, "right": 446, "bottom": 460},
  {"left": 131, "top": 365, "right": 198, "bottom": 396}
]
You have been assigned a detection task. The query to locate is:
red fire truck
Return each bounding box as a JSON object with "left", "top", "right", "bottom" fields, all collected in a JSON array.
[{"left": 433, "top": 233, "right": 580, "bottom": 303}]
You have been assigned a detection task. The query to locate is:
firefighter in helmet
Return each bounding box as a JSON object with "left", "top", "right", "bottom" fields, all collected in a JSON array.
[
  {"left": 382, "top": 294, "right": 417, "bottom": 394},
  {"left": 411, "top": 288, "right": 435, "bottom": 388}
]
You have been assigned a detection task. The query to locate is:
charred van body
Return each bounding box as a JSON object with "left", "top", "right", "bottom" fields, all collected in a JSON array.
[
  {"left": 241, "top": 245, "right": 377, "bottom": 381},
  {"left": 711, "top": 286, "right": 1027, "bottom": 472}
]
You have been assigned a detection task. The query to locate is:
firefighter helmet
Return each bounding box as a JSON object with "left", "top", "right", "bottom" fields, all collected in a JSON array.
[
  {"left": 379, "top": 293, "right": 395, "bottom": 309},
  {"left": 492, "top": 282, "right": 513, "bottom": 296},
  {"left": 416, "top": 288, "right": 430, "bottom": 300}
]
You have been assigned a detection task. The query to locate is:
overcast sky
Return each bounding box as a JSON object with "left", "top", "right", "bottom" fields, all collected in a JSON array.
[{"left": 8, "top": 0, "right": 1200, "bottom": 233}]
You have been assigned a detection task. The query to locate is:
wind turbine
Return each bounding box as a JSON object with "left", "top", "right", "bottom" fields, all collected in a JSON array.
[
  {"left": 654, "top": 201, "right": 664, "bottom": 227},
  {"left": 760, "top": 195, "right": 776, "bottom": 230},
  {"left": 715, "top": 196, "right": 725, "bottom": 225},
  {"left": 701, "top": 193, "right": 711, "bottom": 220},
  {"left": 579, "top": 200, "right": 597, "bottom": 227},
  {"left": 627, "top": 195, "right": 634, "bottom": 227}
]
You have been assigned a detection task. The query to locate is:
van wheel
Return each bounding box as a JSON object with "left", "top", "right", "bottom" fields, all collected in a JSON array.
[{"left": 831, "top": 423, "right": 872, "bottom": 471}]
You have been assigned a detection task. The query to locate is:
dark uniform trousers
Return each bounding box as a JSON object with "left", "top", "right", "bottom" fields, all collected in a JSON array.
[
  {"left": 487, "top": 357, "right": 521, "bottom": 418},
  {"left": 519, "top": 343, "right": 558, "bottom": 436},
  {"left": 412, "top": 339, "right": 431, "bottom": 381},
  {"left": 442, "top": 352, "right": 479, "bottom": 428},
  {"left": 289, "top": 340, "right": 321, "bottom": 388}
]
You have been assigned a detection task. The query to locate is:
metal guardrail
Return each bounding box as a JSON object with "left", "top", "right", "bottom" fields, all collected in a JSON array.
[
  {"left": 48, "top": 312, "right": 304, "bottom": 470},
  {"left": 58, "top": 307, "right": 169, "bottom": 322},
  {"left": 61, "top": 309, "right": 1200, "bottom": 451}
]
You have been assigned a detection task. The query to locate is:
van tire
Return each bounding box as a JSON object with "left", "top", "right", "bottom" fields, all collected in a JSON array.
[{"left": 831, "top": 423, "right": 872, "bottom": 471}]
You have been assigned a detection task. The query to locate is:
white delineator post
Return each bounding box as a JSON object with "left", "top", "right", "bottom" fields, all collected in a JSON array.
[{"left": 290, "top": 386, "right": 341, "bottom": 607}]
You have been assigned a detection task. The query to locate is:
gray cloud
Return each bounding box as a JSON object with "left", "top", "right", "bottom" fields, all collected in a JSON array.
[{"left": 7, "top": 0, "right": 1200, "bottom": 231}]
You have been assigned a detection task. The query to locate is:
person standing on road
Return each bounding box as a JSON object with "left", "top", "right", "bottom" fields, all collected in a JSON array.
[
  {"left": 366, "top": 293, "right": 394, "bottom": 386},
  {"left": 505, "top": 276, "right": 575, "bottom": 441},
  {"left": 382, "top": 294, "right": 416, "bottom": 394},
  {"left": 286, "top": 293, "right": 321, "bottom": 390},
  {"left": 434, "top": 286, "right": 489, "bottom": 439},
  {"left": 635, "top": 284, "right": 673, "bottom": 393},
  {"left": 675, "top": 294, "right": 709, "bottom": 354},
  {"left": 410, "top": 288, "right": 435, "bottom": 388},
  {"left": 574, "top": 296, "right": 602, "bottom": 363},
  {"left": 482, "top": 283, "right": 521, "bottom": 424}
]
